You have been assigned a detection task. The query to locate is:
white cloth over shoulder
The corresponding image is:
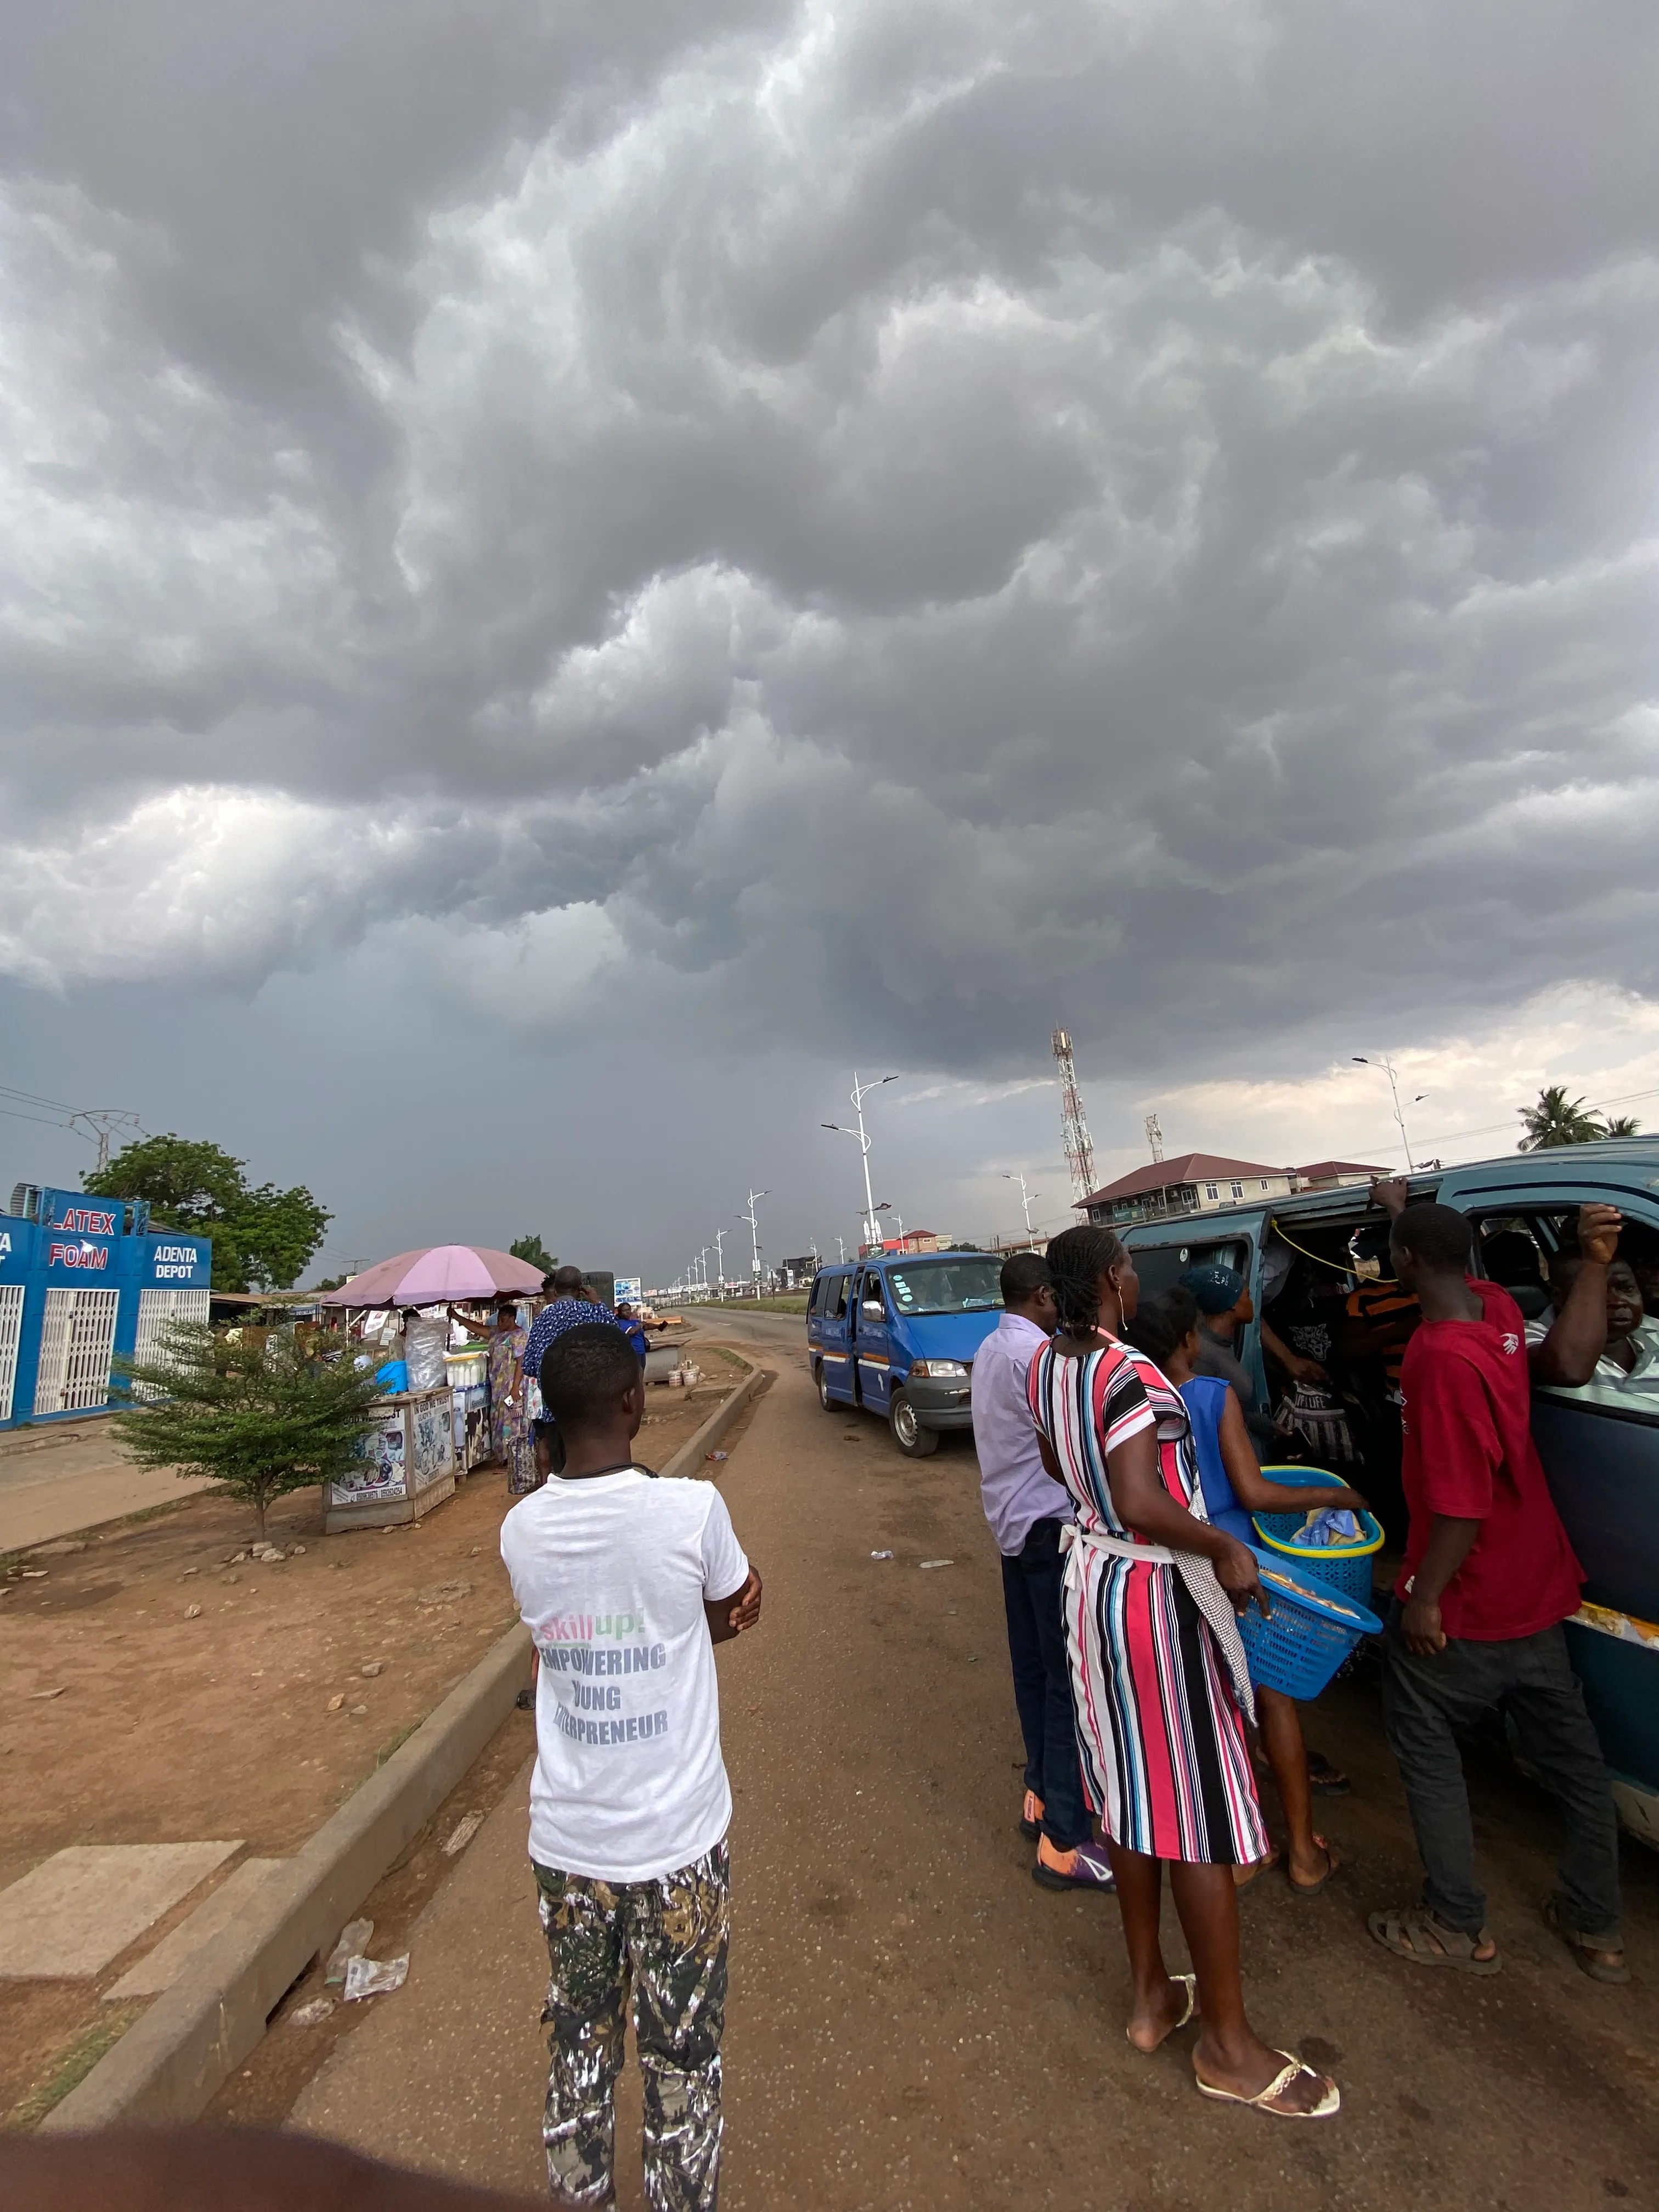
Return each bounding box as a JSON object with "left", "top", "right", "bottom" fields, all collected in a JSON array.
[{"left": 501, "top": 1469, "right": 748, "bottom": 1883}]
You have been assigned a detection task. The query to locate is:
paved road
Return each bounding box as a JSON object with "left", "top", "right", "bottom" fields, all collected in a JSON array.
[
  {"left": 0, "top": 1421, "right": 215, "bottom": 1552},
  {"left": 293, "top": 1328, "right": 1658, "bottom": 2210}
]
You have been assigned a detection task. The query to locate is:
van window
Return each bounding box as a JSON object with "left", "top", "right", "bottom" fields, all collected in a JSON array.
[
  {"left": 1128, "top": 1238, "right": 1250, "bottom": 1302},
  {"left": 831, "top": 1275, "right": 850, "bottom": 1321},
  {"left": 860, "top": 1274, "right": 887, "bottom": 1316},
  {"left": 885, "top": 1256, "right": 1002, "bottom": 1314},
  {"left": 1475, "top": 1208, "right": 1659, "bottom": 1414}
]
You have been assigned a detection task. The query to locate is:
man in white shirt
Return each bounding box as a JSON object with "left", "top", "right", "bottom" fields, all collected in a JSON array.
[
  {"left": 501, "top": 1323, "right": 761, "bottom": 2211},
  {"left": 971, "top": 1254, "right": 1112, "bottom": 1893},
  {"left": 1525, "top": 1248, "right": 1659, "bottom": 1400}
]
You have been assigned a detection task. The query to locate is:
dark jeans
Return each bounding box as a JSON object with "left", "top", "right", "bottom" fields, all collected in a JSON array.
[
  {"left": 1001, "top": 1517, "right": 1088, "bottom": 1850},
  {"left": 1381, "top": 1604, "right": 1622, "bottom": 1940}
]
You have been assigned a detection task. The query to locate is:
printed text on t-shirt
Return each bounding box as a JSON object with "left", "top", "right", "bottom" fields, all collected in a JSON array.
[{"left": 533, "top": 1609, "right": 669, "bottom": 1751}]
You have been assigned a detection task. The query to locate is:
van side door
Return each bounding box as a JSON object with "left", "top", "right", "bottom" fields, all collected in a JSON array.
[
  {"left": 853, "top": 1268, "right": 893, "bottom": 1412},
  {"left": 817, "top": 1271, "right": 855, "bottom": 1403}
]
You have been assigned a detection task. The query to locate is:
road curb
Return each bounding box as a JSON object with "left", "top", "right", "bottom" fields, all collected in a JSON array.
[
  {"left": 658, "top": 1351, "right": 771, "bottom": 1481},
  {"left": 40, "top": 1622, "right": 533, "bottom": 2131}
]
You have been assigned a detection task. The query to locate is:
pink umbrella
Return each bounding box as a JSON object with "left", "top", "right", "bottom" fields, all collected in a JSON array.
[{"left": 318, "top": 1245, "right": 546, "bottom": 1308}]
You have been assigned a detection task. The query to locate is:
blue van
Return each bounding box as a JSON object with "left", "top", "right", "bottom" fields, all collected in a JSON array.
[
  {"left": 1112, "top": 1138, "right": 1659, "bottom": 1849},
  {"left": 806, "top": 1249, "right": 1007, "bottom": 1456}
]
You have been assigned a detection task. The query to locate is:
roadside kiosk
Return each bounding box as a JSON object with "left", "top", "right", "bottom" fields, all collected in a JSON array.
[{"left": 0, "top": 1184, "right": 212, "bottom": 1430}]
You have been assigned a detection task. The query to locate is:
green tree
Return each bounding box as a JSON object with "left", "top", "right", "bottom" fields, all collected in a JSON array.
[
  {"left": 114, "top": 1322, "right": 385, "bottom": 1538},
  {"left": 84, "top": 1134, "right": 330, "bottom": 1293},
  {"left": 1600, "top": 1114, "right": 1642, "bottom": 1138},
  {"left": 510, "top": 1233, "right": 556, "bottom": 1273},
  {"left": 1517, "top": 1085, "right": 1606, "bottom": 1152}
]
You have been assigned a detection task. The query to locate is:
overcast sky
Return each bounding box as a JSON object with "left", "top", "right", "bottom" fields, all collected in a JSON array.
[{"left": 3, "top": 1, "right": 1657, "bottom": 1284}]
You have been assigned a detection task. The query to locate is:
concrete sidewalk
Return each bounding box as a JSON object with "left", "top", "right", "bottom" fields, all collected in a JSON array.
[{"left": 0, "top": 1421, "right": 215, "bottom": 1553}]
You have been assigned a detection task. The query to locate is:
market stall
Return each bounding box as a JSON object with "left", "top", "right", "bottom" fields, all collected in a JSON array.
[{"left": 317, "top": 1243, "right": 544, "bottom": 1532}]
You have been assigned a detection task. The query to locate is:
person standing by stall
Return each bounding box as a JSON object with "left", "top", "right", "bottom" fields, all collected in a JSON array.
[{"left": 449, "top": 1302, "right": 531, "bottom": 1471}]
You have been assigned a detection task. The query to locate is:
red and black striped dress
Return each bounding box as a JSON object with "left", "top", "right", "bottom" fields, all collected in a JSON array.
[{"left": 1028, "top": 1332, "right": 1268, "bottom": 1865}]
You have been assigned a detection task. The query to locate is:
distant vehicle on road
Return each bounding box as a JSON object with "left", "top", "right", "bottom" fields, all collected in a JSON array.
[{"left": 806, "top": 1250, "right": 1003, "bottom": 1456}]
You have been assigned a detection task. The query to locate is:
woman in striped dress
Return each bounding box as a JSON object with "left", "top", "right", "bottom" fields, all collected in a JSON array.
[{"left": 1027, "top": 1226, "right": 1339, "bottom": 2120}]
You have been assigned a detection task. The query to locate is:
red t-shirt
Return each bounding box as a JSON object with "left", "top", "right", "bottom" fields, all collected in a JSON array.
[{"left": 1398, "top": 1279, "right": 1583, "bottom": 1641}]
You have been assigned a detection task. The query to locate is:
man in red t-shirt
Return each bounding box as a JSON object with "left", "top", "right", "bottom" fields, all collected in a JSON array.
[{"left": 1368, "top": 1195, "right": 1628, "bottom": 1983}]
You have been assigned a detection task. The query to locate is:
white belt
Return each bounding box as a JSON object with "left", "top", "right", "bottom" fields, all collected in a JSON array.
[
  {"left": 1060, "top": 1521, "right": 1257, "bottom": 1725},
  {"left": 1062, "top": 1525, "right": 1174, "bottom": 1566}
]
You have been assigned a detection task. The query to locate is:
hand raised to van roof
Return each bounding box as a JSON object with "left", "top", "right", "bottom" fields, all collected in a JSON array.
[
  {"left": 1369, "top": 1177, "right": 1409, "bottom": 1218},
  {"left": 1576, "top": 1203, "right": 1623, "bottom": 1268}
]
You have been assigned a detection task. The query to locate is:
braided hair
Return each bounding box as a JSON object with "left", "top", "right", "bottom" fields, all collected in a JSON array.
[
  {"left": 1045, "top": 1224, "right": 1127, "bottom": 1339},
  {"left": 1123, "top": 1285, "right": 1199, "bottom": 1368}
]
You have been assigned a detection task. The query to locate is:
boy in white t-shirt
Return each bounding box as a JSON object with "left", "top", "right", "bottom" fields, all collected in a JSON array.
[{"left": 501, "top": 1323, "right": 761, "bottom": 2212}]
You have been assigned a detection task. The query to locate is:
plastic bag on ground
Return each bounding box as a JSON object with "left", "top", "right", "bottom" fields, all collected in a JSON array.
[{"left": 343, "top": 1953, "right": 410, "bottom": 2001}]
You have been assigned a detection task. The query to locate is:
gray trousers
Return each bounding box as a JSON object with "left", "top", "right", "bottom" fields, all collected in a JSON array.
[{"left": 1381, "top": 1605, "right": 1622, "bottom": 1940}]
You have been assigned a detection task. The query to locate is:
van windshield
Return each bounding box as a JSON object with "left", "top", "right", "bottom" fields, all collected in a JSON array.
[{"left": 885, "top": 1257, "right": 1003, "bottom": 1316}]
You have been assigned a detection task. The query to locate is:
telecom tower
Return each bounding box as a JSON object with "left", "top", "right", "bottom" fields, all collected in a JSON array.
[{"left": 1052, "top": 1028, "right": 1097, "bottom": 1208}]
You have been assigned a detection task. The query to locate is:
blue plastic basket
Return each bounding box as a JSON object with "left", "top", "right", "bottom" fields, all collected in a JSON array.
[
  {"left": 1251, "top": 1466, "right": 1384, "bottom": 1609},
  {"left": 1236, "top": 1548, "right": 1384, "bottom": 1701}
]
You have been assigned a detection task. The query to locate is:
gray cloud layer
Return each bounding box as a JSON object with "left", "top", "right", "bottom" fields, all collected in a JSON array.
[{"left": 3, "top": 0, "right": 1657, "bottom": 1091}]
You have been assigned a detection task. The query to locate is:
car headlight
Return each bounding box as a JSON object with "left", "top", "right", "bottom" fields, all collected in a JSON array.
[{"left": 908, "top": 1359, "right": 968, "bottom": 1379}]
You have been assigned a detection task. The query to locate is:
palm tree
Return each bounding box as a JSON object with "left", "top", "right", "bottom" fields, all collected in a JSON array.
[
  {"left": 1599, "top": 1114, "right": 1642, "bottom": 1139},
  {"left": 1517, "top": 1085, "right": 1605, "bottom": 1150}
]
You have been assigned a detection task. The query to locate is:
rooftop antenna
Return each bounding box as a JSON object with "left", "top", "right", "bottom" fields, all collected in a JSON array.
[
  {"left": 1144, "top": 1112, "right": 1164, "bottom": 1165},
  {"left": 1052, "top": 1029, "right": 1097, "bottom": 1207}
]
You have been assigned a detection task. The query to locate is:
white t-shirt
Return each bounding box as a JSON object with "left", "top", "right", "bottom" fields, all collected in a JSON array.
[{"left": 500, "top": 1469, "right": 749, "bottom": 1883}]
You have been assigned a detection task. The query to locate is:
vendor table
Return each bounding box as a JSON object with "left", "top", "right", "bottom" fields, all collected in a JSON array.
[{"left": 324, "top": 1385, "right": 456, "bottom": 1532}]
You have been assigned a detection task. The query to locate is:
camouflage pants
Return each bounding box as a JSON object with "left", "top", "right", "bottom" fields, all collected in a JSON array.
[{"left": 534, "top": 1841, "right": 729, "bottom": 2212}]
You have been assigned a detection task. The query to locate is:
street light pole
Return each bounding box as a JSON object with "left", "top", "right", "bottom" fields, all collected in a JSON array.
[
  {"left": 1352, "top": 1055, "right": 1427, "bottom": 1173},
  {"left": 1003, "top": 1170, "right": 1039, "bottom": 1237},
  {"left": 739, "top": 1190, "right": 768, "bottom": 1286},
  {"left": 712, "top": 1228, "right": 727, "bottom": 1296},
  {"left": 822, "top": 1070, "right": 897, "bottom": 1251}
]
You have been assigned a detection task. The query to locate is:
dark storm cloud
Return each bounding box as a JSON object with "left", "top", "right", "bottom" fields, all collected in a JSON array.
[{"left": 2, "top": 0, "right": 1657, "bottom": 1087}]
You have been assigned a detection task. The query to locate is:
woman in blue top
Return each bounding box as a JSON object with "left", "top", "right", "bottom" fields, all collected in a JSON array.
[{"left": 1129, "top": 1288, "right": 1367, "bottom": 1898}]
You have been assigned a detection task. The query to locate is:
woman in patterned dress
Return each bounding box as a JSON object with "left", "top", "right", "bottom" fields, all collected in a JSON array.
[
  {"left": 450, "top": 1301, "right": 538, "bottom": 1492},
  {"left": 1028, "top": 1225, "right": 1339, "bottom": 2120}
]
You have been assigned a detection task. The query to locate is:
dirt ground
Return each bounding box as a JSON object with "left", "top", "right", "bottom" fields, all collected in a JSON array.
[{"left": 0, "top": 1353, "right": 742, "bottom": 2128}]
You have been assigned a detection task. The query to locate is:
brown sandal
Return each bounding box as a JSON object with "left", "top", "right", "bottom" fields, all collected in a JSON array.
[
  {"left": 1369, "top": 1904, "right": 1499, "bottom": 1973},
  {"left": 1233, "top": 1845, "right": 1281, "bottom": 1889},
  {"left": 1543, "top": 1897, "right": 1629, "bottom": 1984},
  {"left": 1288, "top": 1836, "right": 1340, "bottom": 1898}
]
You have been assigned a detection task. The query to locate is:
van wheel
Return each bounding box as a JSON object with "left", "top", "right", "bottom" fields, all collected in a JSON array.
[
  {"left": 889, "top": 1390, "right": 939, "bottom": 1457},
  {"left": 816, "top": 1362, "right": 833, "bottom": 1410}
]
